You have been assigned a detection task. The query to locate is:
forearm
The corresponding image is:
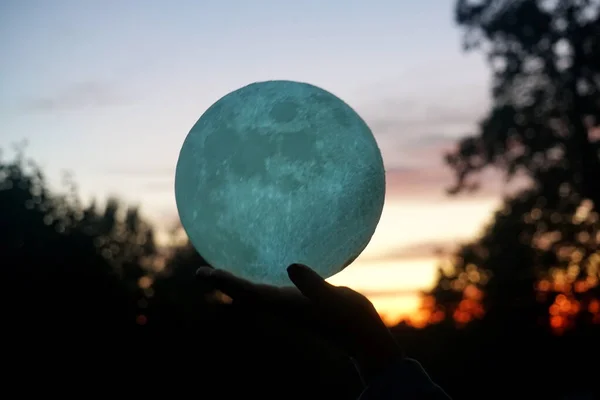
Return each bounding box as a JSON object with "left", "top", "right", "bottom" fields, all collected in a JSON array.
[
  {"left": 356, "top": 358, "right": 452, "bottom": 400},
  {"left": 352, "top": 335, "right": 405, "bottom": 385}
]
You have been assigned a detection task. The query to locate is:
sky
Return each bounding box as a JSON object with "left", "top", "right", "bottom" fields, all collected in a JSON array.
[{"left": 1, "top": 0, "right": 509, "bottom": 324}]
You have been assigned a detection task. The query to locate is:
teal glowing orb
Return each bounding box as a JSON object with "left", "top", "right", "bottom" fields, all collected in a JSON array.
[{"left": 175, "top": 80, "right": 385, "bottom": 286}]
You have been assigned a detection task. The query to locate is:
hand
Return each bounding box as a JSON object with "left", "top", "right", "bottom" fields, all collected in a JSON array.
[{"left": 196, "top": 263, "right": 405, "bottom": 385}]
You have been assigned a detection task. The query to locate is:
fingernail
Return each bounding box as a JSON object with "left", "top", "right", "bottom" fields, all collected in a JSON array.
[
  {"left": 287, "top": 263, "right": 308, "bottom": 274},
  {"left": 196, "top": 267, "right": 215, "bottom": 278},
  {"left": 287, "top": 263, "right": 300, "bottom": 271}
]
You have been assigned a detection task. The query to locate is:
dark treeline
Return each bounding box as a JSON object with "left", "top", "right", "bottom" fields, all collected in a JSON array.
[{"left": 3, "top": 1, "right": 600, "bottom": 399}]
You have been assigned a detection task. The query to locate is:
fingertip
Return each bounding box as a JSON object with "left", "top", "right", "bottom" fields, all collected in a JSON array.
[
  {"left": 287, "top": 264, "right": 303, "bottom": 282},
  {"left": 288, "top": 263, "right": 325, "bottom": 281},
  {"left": 287, "top": 264, "right": 297, "bottom": 273},
  {"left": 287, "top": 263, "right": 310, "bottom": 275}
]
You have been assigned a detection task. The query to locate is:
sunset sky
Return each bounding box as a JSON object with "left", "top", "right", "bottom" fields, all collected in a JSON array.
[{"left": 1, "top": 0, "right": 510, "bottom": 323}]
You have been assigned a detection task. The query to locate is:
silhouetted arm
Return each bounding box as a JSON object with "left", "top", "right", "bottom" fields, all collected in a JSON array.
[{"left": 357, "top": 358, "right": 451, "bottom": 400}]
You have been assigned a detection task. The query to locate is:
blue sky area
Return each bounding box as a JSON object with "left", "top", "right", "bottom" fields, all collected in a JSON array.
[{"left": 1, "top": 1, "right": 500, "bottom": 319}]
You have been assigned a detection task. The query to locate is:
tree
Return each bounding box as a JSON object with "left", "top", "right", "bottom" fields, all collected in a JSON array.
[
  {"left": 448, "top": 0, "right": 600, "bottom": 205},
  {"left": 1, "top": 147, "right": 157, "bottom": 331},
  {"left": 148, "top": 238, "right": 214, "bottom": 326},
  {"left": 425, "top": 0, "right": 600, "bottom": 331}
]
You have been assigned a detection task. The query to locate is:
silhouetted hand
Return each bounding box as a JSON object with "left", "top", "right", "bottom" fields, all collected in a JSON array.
[{"left": 196, "top": 263, "right": 404, "bottom": 385}]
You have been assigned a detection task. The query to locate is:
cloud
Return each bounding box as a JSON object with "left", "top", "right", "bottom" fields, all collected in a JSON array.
[
  {"left": 101, "top": 167, "right": 175, "bottom": 194},
  {"left": 367, "top": 111, "right": 481, "bottom": 137},
  {"left": 362, "top": 240, "right": 456, "bottom": 263},
  {"left": 359, "top": 90, "right": 488, "bottom": 176},
  {"left": 360, "top": 288, "right": 419, "bottom": 297},
  {"left": 141, "top": 180, "right": 174, "bottom": 192},
  {"left": 21, "top": 81, "right": 126, "bottom": 112},
  {"left": 361, "top": 92, "right": 526, "bottom": 199},
  {"left": 380, "top": 134, "right": 456, "bottom": 168},
  {"left": 360, "top": 81, "right": 489, "bottom": 136},
  {"left": 105, "top": 167, "right": 174, "bottom": 177},
  {"left": 386, "top": 165, "right": 454, "bottom": 196},
  {"left": 385, "top": 163, "right": 528, "bottom": 200}
]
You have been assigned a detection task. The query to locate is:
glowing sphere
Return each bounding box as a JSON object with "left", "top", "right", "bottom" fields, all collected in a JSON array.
[{"left": 175, "top": 80, "right": 385, "bottom": 286}]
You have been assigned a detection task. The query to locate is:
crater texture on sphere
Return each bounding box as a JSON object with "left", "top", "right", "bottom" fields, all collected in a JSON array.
[{"left": 175, "top": 80, "right": 385, "bottom": 286}]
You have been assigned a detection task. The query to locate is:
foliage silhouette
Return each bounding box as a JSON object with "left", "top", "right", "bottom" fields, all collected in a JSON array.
[
  {"left": 1, "top": 148, "right": 153, "bottom": 333},
  {"left": 427, "top": 0, "right": 600, "bottom": 334},
  {"left": 447, "top": 0, "right": 600, "bottom": 205}
]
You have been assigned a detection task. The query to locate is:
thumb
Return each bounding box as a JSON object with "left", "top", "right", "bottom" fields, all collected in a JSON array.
[{"left": 287, "top": 264, "right": 337, "bottom": 303}]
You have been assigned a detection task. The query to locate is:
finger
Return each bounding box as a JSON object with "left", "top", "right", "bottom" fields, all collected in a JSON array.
[
  {"left": 287, "top": 264, "right": 337, "bottom": 304},
  {"left": 196, "top": 267, "right": 284, "bottom": 304},
  {"left": 195, "top": 266, "right": 217, "bottom": 293},
  {"left": 196, "top": 267, "right": 255, "bottom": 299}
]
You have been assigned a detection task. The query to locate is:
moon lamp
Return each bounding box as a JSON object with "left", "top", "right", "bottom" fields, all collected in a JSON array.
[{"left": 175, "top": 80, "right": 385, "bottom": 286}]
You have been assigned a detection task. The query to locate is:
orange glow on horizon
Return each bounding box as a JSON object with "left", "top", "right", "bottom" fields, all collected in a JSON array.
[
  {"left": 321, "top": 193, "right": 500, "bottom": 326},
  {"left": 327, "top": 258, "right": 439, "bottom": 326}
]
